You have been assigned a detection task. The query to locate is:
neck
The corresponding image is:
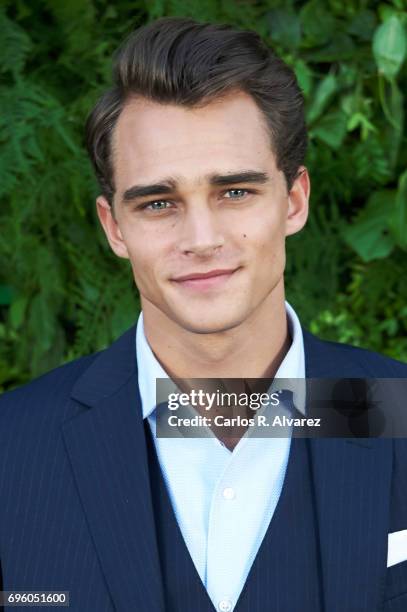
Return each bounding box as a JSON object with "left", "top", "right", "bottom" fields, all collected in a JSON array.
[{"left": 142, "top": 282, "right": 291, "bottom": 380}]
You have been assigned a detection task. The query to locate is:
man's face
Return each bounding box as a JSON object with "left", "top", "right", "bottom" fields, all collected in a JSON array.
[{"left": 97, "top": 90, "right": 309, "bottom": 334}]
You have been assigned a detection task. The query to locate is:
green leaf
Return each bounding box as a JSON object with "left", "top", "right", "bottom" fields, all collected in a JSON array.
[
  {"left": 110, "top": 291, "right": 139, "bottom": 339},
  {"left": 352, "top": 136, "right": 391, "bottom": 186},
  {"left": 29, "top": 293, "right": 57, "bottom": 355},
  {"left": 294, "top": 59, "right": 313, "bottom": 96},
  {"left": 9, "top": 296, "right": 28, "bottom": 329},
  {"left": 378, "top": 74, "right": 404, "bottom": 132},
  {"left": 388, "top": 78, "right": 404, "bottom": 131},
  {"left": 338, "top": 63, "right": 358, "bottom": 89},
  {"left": 300, "top": 0, "right": 337, "bottom": 46},
  {"left": 373, "top": 15, "right": 406, "bottom": 78},
  {"left": 307, "top": 73, "right": 338, "bottom": 124},
  {"left": 267, "top": 9, "right": 301, "bottom": 49},
  {"left": 0, "top": 8, "right": 32, "bottom": 78},
  {"left": 311, "top": 110, "right": 348, "bottom": 149},
  {"left": 342, "top": 191, "right": 396, "bottom": 262},
  {"left": 0, "top": 284, "right": 14, "bottom": 305},
  {"left": 346, "top": 112, "right": 376, "bottom": 140},
  {"left": 389, "top": 170, "right": 407, "bottom": 250},
  {"left": 305, "top": 33, "right": 356, "bottom": 63},
  {"left": 347, "top": 10, "right": 377, "bottom": 42}
]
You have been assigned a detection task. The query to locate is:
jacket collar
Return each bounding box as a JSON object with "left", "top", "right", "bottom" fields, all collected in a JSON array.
[{"left": 65, "top": 323, "right": 166, "bottom": 612}]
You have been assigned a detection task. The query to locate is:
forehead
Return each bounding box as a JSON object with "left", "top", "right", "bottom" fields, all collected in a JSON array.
[{"left": 111, "top": 91, "right": 277, "bottom": 189}]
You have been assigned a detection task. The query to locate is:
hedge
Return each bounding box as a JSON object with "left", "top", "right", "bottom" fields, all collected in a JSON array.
[{"left": 0, "top": 0, "right": 406, "bottom": 390}]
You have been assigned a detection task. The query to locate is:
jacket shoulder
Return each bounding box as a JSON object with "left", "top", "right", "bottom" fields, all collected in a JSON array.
[
  {"left": 302, "top": 329, "right": 407, "bottom": 377},
  {"left": 0, "top": 352, "right": 100, "bottom": 423}
]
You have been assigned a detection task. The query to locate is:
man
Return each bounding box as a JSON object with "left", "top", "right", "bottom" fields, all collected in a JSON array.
[{"left": 1, "top": 16, "right": 407, "bottom": 612}]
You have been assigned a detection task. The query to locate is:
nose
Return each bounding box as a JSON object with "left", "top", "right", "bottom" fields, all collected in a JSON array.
[{"left": 177, "top": 203, "right": 225, "bottom": 256}]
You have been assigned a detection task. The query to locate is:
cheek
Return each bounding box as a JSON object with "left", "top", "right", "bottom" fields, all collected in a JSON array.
[
  {"left": 124, "top": 231, "right": 174, "bottom": 287},
  {"left": 243, "top": 215, "right": 285, "bottom": 258},
  {"left": 126, "top": 243, "right": 158, "bottom": 284}
]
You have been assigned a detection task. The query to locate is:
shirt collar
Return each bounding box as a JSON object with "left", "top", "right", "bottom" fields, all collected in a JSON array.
[{"left": 136, "top": 301, "right": 306, "bottom": 419}]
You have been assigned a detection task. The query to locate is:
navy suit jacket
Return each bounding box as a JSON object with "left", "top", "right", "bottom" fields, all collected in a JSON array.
[{"left": 1, "top": 325, "right": 407, "bottom": 612}]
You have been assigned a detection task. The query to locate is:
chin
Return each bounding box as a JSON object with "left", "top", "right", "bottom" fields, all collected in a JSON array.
[{"left": 175, "top": 311, "right": 246, "bottom": 335}]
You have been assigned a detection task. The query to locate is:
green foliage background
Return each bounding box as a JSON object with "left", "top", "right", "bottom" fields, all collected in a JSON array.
[{"left": 0, "top": 0, "right": 406, "bottom": 390}]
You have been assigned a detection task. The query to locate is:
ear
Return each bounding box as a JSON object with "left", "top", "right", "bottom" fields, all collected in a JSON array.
[
  {"left": 96, "top": 196, "right": 130, "bottom": 259},
  {"left": 285, "top": 166, "right": 310, "bottom": 237}
]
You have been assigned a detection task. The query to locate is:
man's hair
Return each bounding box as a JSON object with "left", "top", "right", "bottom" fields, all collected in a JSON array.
[{"left": 85, "top": 17, "right": 307, "bottom": 205}]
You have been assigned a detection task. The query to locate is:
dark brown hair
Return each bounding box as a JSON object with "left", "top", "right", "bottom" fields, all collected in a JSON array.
[{"left": 85, "top": 17, "right": 307, "bottom": 205}]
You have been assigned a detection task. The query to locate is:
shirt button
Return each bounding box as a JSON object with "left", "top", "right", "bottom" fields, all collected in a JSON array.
[
  {"left": 222, "top": 487, "right": 235, "bottom": 500},
  {"left": 218, "top": 599, "right": 233, "bottom": 612}
]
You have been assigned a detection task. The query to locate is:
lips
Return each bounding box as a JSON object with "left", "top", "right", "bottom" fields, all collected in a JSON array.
[
  {"left": 171, "top": 267, "right": 240, "bottom": 291},
  {"left": 172, "top": 268, "right": 238, "bottom": 282}
]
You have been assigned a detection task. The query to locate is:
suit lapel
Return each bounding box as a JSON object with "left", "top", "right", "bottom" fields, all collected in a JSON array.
[
  {"left": 61, "top": 325, "right": 165, "bottom": 612},
  {"left": 303, "top": 329, "right": 392, "bottom": 612}
]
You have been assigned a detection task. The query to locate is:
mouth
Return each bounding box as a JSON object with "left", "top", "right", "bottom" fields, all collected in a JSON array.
[{"left": 171, "top": 268, "right": 241, "bottom": 291}]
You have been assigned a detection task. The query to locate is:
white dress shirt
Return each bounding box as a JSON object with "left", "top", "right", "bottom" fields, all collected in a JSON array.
[{"left": 136, "top": 301, "right": 305, "bottom": 612}]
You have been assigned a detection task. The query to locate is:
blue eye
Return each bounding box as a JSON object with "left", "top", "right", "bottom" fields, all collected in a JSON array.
[
  {"left": 138, "top": 189, "right": 253, "bottom": 212},
  {"left": 144, "top": 200, "right": 171, "bottom": 211},
  {"left": 225, "top": 189, "right": 250, "bottom": 199}
]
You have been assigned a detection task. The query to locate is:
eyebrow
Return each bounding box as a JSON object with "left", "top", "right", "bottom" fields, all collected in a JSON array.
[{"left": 121, "top": 170, "right": 270, "bottom": 203}]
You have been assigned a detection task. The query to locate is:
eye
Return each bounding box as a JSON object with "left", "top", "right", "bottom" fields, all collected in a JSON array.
[
  {"left": 224, "top": 189, "right": 252, "bottom": 200},
  {"left": 142, "top": 200, "right": 172, "bottom": 211}
]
